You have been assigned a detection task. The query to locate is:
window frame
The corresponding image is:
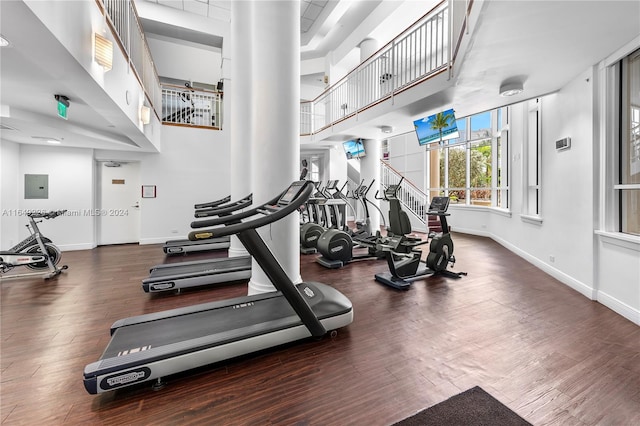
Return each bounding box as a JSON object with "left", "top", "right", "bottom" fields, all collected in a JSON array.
[
  {"left": 426, "top": 107, "right": 509, "bottom": 209},
  {"left": 598, "top": 39, "right": 640, "bottom": 241}
]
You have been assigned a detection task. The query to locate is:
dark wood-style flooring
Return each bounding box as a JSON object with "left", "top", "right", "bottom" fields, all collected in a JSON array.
[{"left": 1, "top": 233, "right": 639, "bottom": 425}]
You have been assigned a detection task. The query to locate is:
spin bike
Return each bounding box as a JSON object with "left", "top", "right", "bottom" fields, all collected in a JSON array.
[
  {"left": 374, "top": 195, "right": 466, "bottom": 290},
  {"left": 0, "top": 210, "right": 68, "bottom": 280}
]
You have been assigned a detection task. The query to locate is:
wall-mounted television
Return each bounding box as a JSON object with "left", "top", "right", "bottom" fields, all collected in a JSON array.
[
  {"left": 343, "top": 139, "right": 366, "bottom": 159},
  {"left": 413, "top": 108, "right": 459, "bottom": 146}
]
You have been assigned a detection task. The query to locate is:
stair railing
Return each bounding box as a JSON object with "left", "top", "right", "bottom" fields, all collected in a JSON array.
[{"left": 380, "top": 160, "right": 428, "bottom": 224}]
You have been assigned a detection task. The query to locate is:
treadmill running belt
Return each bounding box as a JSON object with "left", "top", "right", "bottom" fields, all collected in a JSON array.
[
  {"left": 149, "top": 256, "right": 249, "bottom": 278},
  {"left": 102, "top": 293, "right": 296, "bottom": 359}
]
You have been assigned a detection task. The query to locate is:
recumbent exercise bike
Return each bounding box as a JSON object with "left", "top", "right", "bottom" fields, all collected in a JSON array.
[{"left": 374, "top": 193, "right": 466, "bottom": 290}]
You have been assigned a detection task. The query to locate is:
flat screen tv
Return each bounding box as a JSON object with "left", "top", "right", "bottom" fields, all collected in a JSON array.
[
  {"left": 413, "top": 108, "right": 459, "bottom": 146},
  {"left": 343, "top": 139, "right": 366, "bottom": 159}
]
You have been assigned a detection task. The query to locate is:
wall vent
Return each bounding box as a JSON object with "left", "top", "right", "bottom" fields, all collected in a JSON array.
[{"left": 555, "top": 137, "right": 571, "bottom": 151}]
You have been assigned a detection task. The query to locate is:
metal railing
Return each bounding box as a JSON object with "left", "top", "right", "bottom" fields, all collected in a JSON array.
[
  {"left": 301, "top": 1, "right": 451, "bottom": 135},
  {"left": 100, "top": 0, "right": 161, "bottom": 118},
  {"left": 380, "top": 160, "right": 428, "bottom": 224},
  {"left": 161, "top": 85, "right": 223, "bottom": 128}
]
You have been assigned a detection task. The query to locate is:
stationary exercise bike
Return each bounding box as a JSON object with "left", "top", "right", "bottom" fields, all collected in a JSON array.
[
  {"left": 374, "top": 195, "right": 466, "bottom": 290},
  {"left": 0, "top": 210, "right": 68, "bottom": 280}
]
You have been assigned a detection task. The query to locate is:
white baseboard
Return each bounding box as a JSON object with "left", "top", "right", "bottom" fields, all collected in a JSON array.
[
  {"left": 490, "top": 233, "right": 596, "bottom": 300},
  {"left": 139, "top": 237, "right": 173, "bottom": 245},
  {"left": 58, "top": 243, "right": 96, "bottom": 251},
  {"left": 454, "top": 229, "right": 640, "bottom": 324},
  {"left": 597, "top": 291, "right": 640, "bottom": 325}
]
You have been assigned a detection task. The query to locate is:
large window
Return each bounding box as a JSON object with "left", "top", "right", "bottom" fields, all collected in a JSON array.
[
  {"left": 429, "top": 107, "right": 508, "bottom": 207},
  {"left": 618, "top": 49, "right": 640, "bottom": 235}
]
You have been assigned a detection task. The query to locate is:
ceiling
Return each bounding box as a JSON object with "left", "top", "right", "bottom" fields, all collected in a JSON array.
[{"left": 0, "top": 0, "right": 639, "bottom": 153}]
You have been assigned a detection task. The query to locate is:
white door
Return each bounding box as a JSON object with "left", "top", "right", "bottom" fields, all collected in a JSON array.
[{"left": 98, "top": 161, "right": 141, "bottom": 245}]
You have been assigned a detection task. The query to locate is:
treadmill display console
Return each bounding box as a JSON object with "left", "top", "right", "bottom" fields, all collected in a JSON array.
[{"left": 278, "top": 181, "right": 306, "bottom": 205}]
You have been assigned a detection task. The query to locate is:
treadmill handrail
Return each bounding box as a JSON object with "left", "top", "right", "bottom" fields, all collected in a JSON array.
[
  {"left": 194, "top": 195, "right": 231, "bottom": 210},
  {"left": 188, "top": 181, "right": 314, "bottom": 240},
  {"left": 193, "top": 194, "right": 253, "bottom": 218},
  {"left": 191, "top": 190, "right": 284, "bottom": 229}
]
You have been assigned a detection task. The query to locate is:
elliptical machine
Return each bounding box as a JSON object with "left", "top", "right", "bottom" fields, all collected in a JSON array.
[
  {"left": 315, "top": 180, "right": 386, "bottom": 269},
  {"left": 300, "top": 180, "right": 345, "bottom": 255},
  {"left": 374, "top": 193, "right": 466, "bottom": 290},
  {"left": 0, "top": 210, "right": 68, "bottom": 280}
]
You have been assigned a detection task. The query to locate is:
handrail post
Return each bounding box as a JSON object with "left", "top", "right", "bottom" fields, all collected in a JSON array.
[
  {"left": 391, "top": 40, "right": 396, "bottom": 105},
  {"left": 448, "top": 0, "right": 453, "bottom": 80}
]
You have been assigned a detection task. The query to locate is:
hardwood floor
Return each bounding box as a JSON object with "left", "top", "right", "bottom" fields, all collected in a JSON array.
[{"left": 1, "top": 233, "right": 638, "bottom": 425}]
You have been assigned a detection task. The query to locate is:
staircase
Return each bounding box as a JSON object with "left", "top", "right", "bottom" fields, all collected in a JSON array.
[{"left": 380, "top": 160, "right": 443, "bottom": 233}]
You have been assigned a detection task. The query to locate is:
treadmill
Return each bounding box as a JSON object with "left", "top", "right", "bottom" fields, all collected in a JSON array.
[
  {"left": 193, "top": 195, "right": 231, "bottom": 210},
  {"left": 141, "top": 256, "right": 251, "bottom": 293},
  {"left": 144, "top": 192, "right": 281, "bottom": 293},
  {"left": 162, "top": 194, "right": 252, "bottom": 255},
  {"left": 84, "top": 180, "right": 353, "bottom": 394}
]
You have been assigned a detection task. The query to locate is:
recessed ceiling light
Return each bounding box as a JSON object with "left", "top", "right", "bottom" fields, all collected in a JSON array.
[
  {"left": 47, "top": 139, "right": 61, "bottom": 144},
  {"left": 0, "top": 35, "right": 10, "bottom": 47}
]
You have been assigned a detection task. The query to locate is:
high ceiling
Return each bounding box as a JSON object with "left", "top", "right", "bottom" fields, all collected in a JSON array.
[{"left": 0, "top": 0, "right": 639, "bottom": 152}]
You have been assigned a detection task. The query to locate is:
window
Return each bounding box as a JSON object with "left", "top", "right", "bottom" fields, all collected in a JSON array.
[
  {"left": 524, "top": 99, "right": 541, "bottom": 218},
  {"left": 495, "top": 128, "right": 509, "bottom": 209},
  {"left": 618, "top": 49, "right": 640, "bottom": 235},
  {"left": 429, "top": 107, "right": 508, "bottom": 207}
]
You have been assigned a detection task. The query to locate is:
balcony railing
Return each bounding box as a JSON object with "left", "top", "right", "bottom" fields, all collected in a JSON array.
[
  {"left": 161, "top": 85, "right": 223, "bottom": 129},
  {"left": 99, "top": 0, "right": 161, "bottom": 118},
  {"left": 301, "top": 0, "right": 459, "bottom": 136}
]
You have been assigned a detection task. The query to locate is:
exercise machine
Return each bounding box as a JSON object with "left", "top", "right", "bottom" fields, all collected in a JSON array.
[
  {"left": 142, "top": 256, "right": 251, "bottom": 293},
  {"left": 144, "top": 192, "right": 280, "bottom": 294},
  {"left": 315, "top": 180, "right": 386, "bottom": 269},
  {"left": 84, "top": 180, "right": 353, "bottom": 394},
  {"left": 193, "top": 195, "right": 231, "bottom": 210},
  {"left": 0, "top": 210, "right": 68, "bottom": 280},
  {"left": 347, "top": 180, "right": 386, "bottom": 239},
  {"left": 162, "top": 194, "right": 252, "bottom": 255},
  {"left": 299, "top": 180, "right": 345, "bottom": 255},
  {"left": 374, "top": 195, "right": 466, "bottom": 290}
]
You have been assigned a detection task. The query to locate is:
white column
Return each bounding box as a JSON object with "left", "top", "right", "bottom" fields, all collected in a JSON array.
[
  {"left": 248, "top": 0, "right": 301, "bottom": 294},
  {"left": 228, "top": 1, "right": 253, "bottom": 258},
  {"left": 359, "top": 38, "right": 378, "bottom": 60},
  {"left": 360, "top": 138, "right": 382, "bottom": 233}
]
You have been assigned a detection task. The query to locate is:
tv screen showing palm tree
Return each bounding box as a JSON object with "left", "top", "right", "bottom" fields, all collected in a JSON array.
[
  {"left": 414, "top": 108, "right": 459, "bottom": 146},
  {"left": 343, "top": 139, "right": 366, "bottom": 159}
]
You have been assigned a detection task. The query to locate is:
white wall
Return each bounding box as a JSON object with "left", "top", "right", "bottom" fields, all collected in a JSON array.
[
  {"left": 0, "top": 144, "right": 96, "bottom": 251},
  {"left": 1, "top": 125, "right": 230, "bottom": 250},
  {"left": 147, "top": 37, "right": 222, "bottom": 85},
  {"left": 386, "top": 132, "right": 425, "bottom": 191},
  {"left": 0, "top": 140, "right": 21, "bottom": 247},
  {"left": 138, "top": 126, "right": 231, "bottom": 244}
]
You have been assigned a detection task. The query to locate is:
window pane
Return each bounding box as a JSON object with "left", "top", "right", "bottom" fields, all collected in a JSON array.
[
  {"left": 441, "top": 145, "right": 466, "bottom": 203},
  {"left": 470, "top": 139, "right": 492, "bottom": 205},
  {"left": 447, "top": 118, "right": 467, "bottom": 145},
  {"left": 622, "top": 190, "right": 640, "bottom": 235},
  {"left": 496, "top": 134, "right": 508, "bottom": 208},
  {"left": 623, "top": 50, "right": 640, "bottom": 184},
  {"left": 470, "top": 111, "right": 491, "bottom": 140}
]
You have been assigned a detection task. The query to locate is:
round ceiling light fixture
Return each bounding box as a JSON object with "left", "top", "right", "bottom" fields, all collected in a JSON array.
[{"left": 499, "top": 81, "right": 524, "bottom": 97}]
